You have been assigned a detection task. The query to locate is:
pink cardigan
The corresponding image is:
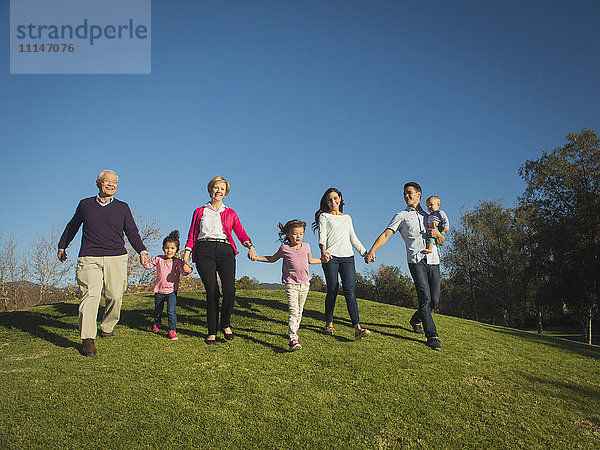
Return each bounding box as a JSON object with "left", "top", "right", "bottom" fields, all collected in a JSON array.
[{"left": 185, "top": 205, "right": 251, "bottom": 257}]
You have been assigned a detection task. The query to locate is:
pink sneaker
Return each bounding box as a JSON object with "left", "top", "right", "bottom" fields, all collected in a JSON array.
[
  {"left": 168, "top": 330, "right": 179, "bottom": 340},
  {"left": 288, "top": 339, "right": 302, "bottom": 351},
  {"left": 152, "top": 322, "right": 161, "bottom": 333}
]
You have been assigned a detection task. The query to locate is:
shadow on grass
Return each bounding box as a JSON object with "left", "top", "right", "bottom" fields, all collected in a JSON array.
[
  {"left": 119, "top": 293, "right": 294, "bottom": 352},
  {"left": 521, "top": 373, "right": 600, "bottom": 406},
  {"left": 480, "top": 324, "right": 600, "bottom": 359},
  {"left": 234, "top": 327, "right": 289, "bottom": 353},
  {"left": 0, "top": 301, "right": 80, "bottom": 351},
  {"left": 0, "top": 292, "right": 430, "bottom": 353},
  {"left": 358, "top": 319, "right": 429, "bottom": 347}
]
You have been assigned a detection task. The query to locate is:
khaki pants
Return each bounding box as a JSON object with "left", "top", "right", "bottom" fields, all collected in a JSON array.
[
  {"left": 76, "top": 255, "right": 128, "bottom": 339},
  {"left": 285, "top": 281, "right": 310, "bottom": 341}
]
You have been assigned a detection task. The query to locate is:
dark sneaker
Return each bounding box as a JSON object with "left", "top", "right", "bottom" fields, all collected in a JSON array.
[
  {"left": 410, "top": 320, "right": 424, "bottom": 335},
  {"left": 82, "top": 338, "right": 97, "bottom": 356},
  {"left": 426, "top": 337, "right": 441, "bottom": 351},
  {"left": 99, "top": 330, "right": 114, "bottom": 338},
  {"left": 221, "top": 327, "right": 235, "bottom": 341}
]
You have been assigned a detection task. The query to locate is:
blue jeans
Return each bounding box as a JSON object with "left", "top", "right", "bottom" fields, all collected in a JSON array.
[
  {"left": 322, "top": 256, "right": 360, "bottom": 326},
  {"left": 154, "top": 291, "right": 177, "bottom": 331},
  {"left": 408, "top": 261, "right": 440, "bottom": 338}
]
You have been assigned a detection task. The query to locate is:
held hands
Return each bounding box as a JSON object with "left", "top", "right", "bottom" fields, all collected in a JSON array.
[
  {"left": 57, "top": 249, "right": 67, "bottom": 262},
  {"left": 182, "top": 262, "right": 193, "bottom": 275},
  {"left": 182, "top": 256, "right": 194, "bottom": 274},
  {"left": 320, "top": 251, "right": 331, "bottom": 263},
  {"left": 140, "top": 252, "right": 149, "bottom": 267},
  {"left": 364, "top": 251, "right": 376, "bottom": 264},
  {"left": 248, "top": 247, "right": 258, "bottom": 261}
]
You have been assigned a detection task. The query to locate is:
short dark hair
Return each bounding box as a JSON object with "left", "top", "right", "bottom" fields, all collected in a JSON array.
[{"left": 403, "top": 182, "right": 422, "bottom": 194}]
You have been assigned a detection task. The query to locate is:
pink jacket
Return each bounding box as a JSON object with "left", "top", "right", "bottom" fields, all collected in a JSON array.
[
  {"left": 185, "top": 205, "right": 251, "bottom": 257},
  {"left": 143, "top": 256, "right": 186, "bottom": 294}
]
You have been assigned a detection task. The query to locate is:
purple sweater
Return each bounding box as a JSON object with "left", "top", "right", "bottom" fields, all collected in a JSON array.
[{"left": 58, "top": 197, "right": 146, "bottom": 257}]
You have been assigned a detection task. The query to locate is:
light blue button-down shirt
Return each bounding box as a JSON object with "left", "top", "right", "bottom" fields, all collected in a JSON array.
[{"left": 386, "top": 205, "right": 440, "bottom": 265}]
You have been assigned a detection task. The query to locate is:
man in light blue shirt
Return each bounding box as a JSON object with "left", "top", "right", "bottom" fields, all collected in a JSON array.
[{"left": 366, "top": 182, "right": 444, "bottom": 350}]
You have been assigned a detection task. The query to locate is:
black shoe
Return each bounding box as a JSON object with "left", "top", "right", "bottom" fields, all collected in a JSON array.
[
  {"left": 205, "top": 335, "right": 217, "bottom": 345},
  {"left": 221, "top": 327, "right": 235, "bottom": 341},
  {"left": 426, "top": 337, "right": 441, "bottom": 351},
  {"left": 82, "top": 338, "right": 97, "bottom": 356},
  {"left": 410, "top": 320, "right": 424, "bottom": 335},
  {"left": 99, "top": 330, "right": 114, "bottom": 338}
]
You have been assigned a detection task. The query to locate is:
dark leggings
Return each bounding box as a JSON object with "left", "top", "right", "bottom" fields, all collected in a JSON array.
[{"left": 194, "top": 241, "right": 236, "bottom": 335}]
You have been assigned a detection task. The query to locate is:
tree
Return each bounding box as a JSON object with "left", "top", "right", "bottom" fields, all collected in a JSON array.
[
  {"left": 0, "top": 235, "right": 28, "bottom": 310},
  {"left": 355, "top": 272, "right": 374, "bottom": 301},
  {"left": 519, "top": 129, "right": 600, "bottom": 343},
  {"left": 370, "top": 265, "right": 416, "bottom": 307},
  {"left": 236, "top": 276, "right": 260, "bottom": 290},
  {"left": 29, "top": 225, "right": 73, "bottom": 304},
  {"left": 125, "top": 212, "right": 162, "bottom": 292},
  {"left": 309, "top": 274, "right": 326, "bottom": 292},
  {"left": 444, "top": 201, "right": 528, "bottom": 326}
]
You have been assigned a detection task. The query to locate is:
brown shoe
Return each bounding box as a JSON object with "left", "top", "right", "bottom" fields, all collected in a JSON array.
[
  {"left": 355, "top": 328, "right": 371, "bottom": 339},
  {"left": 82, "top": 338, "right": 97, "bottom": 356},
  {"left": 99, "top": 330, "right": 114, "bottom": 338}
]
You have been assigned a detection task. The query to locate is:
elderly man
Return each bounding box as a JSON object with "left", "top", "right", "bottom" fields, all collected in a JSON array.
[
  {"left": 366, "top": 182, "right": 445, "bottom": 351},
  {"left": 58, "top": 170, "right": 149, "bottom": 356}
]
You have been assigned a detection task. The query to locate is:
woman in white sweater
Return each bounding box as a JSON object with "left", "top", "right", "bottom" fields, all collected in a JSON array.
[{"left": 313, "top": 187, "right": 370, "bottom": 339}]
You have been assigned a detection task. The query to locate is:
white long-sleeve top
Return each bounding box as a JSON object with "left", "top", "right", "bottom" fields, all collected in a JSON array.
[{"left": 318, "top": 213, "right": 367, "bottom": 258}]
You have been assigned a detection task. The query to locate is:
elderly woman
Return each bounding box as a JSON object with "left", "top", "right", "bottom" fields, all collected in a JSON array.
[{"left": 183, "top": 176, "right": 257, "bottom": 344}]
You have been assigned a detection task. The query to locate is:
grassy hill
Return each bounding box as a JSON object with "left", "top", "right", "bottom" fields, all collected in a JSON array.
[{"left": 0, "top": 290, "right": 599, "bottom": 449}]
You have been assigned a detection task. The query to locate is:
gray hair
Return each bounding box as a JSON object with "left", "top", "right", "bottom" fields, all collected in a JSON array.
[{"left": 97, "top": 170, "right": 118, "bottom": 183}]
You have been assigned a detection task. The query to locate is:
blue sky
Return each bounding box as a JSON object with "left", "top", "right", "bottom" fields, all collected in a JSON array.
[{"left": 1, "top": 0, "right": 599, "bottom": 283}]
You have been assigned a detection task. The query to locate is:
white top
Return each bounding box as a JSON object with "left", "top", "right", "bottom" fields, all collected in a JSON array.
[
  {"left": 197, "top": 203, "right": 228, "bottom": 240},
  {"left": 318, "top": 213, "right": 367, "bottom": 258},
  {"left": 386, "top": 206, "right": 440, "bottom": 265}
]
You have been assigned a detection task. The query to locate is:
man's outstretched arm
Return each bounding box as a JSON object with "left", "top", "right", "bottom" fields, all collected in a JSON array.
[{"left": 365, "top": 229, "right": 394, "bottom": 263}]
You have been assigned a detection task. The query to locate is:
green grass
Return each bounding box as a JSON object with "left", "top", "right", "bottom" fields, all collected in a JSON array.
[{"left": 1, "top": 290, "right": 599, "bottom": 449}]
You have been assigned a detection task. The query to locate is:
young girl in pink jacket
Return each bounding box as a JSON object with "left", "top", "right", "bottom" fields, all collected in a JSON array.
[{"left": 143, "top": 230, "right": 192, "bottom": 340}]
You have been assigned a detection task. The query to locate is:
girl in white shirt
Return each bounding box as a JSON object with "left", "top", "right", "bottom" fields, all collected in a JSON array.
[{"left": 313, "top": 187, "right": 370, "bottom": 339}]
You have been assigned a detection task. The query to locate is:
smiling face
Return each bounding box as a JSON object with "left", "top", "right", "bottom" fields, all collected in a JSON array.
[
  {"left": 210, "top": 181, "right": 228, "bottom": 203},
  {"left": 96, "top": 172, "right": 119, "bottom": 198},
  {"left": 287, "top": 227, "right": 305, "bottom": 246},
  {"left": 163, "top": 242, "right": 178, "bottom": 260},
  {"left": 326, "top": 191, "right": 342, "bottom": 213},
  {"left": 403, "top": 186, "right": 421, "bottom": 209},
  {"left": 426, "top": 197, "right": 440, "bottom": 213}
]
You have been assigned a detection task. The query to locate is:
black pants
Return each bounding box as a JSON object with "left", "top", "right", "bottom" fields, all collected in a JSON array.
[{"left": 194, "top": 241, "right": 236, "bottom": 335}]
